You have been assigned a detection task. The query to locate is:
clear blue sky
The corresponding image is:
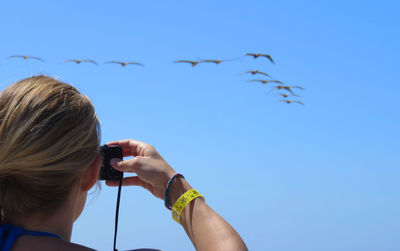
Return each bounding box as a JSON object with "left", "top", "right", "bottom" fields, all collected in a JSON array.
[{"left": 1, "top": 1, "right": 399, "bottom": 250}]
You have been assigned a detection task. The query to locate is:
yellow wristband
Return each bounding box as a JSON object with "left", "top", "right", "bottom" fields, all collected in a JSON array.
[{"left": 171, "top": 189, "right": 203, "bottom": 224}]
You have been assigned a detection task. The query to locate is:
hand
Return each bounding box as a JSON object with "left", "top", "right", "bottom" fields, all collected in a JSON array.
[{"left": 105, "top": 139, "right": 176, "bottom": 199}]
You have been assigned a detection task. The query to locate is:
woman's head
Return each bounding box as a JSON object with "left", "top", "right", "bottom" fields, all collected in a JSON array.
[{"left": 0, "top": 75, "right": 100, "bottom": 224}]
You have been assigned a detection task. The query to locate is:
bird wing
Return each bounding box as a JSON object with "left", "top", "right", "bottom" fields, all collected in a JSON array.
[
  {"left": 105, "top": 61, "right": 122, "bottom": 64},
  {"left": 249, "top": 79, "right": 264, "bottom": 83},
  {"left": 244, "top": 71, "right": 255, "bottom": 74},
  {"left": 219, "top": 58, "right": 240, "bottom": 62},
  {"left": 258, "top": 71, "right": 271, "bottom": 77},
  {"left": 83, "top": 60, "right": 98, "bottom": 65},
  {"left": 260, "top": 54, "right": 274, "bottom": 63},
  {"left": 7, "top": 55, "right": 24, "bottom": 59},
  {"left": 174, "top": 60, "right": 194, "bottom": 64},
  {"left": 29, "top": 56, "right": 44, "bottom": 61},
  {"left": 245, "top": 53, "right": 256, "bottom": 57},
  {"left": 64, "top": 59, "right": 78, "bottom": 63},
  {"left": 199, "top": 60, "right": 218, "bottom": 63},
  {"left": 283, "top": 87, "right": 295, "bottom": 95},
  {"left": 127, "top": 62, "right": 144, "bottom": 66},
  {"left": 292, "top": 86, "right": 305, "bottom": 90},
  {"left": 293, "top": 100, "right": 304, "bottom": 105},
  {"left": 279, "top": 100, "right": 290, "bottom": 103}
]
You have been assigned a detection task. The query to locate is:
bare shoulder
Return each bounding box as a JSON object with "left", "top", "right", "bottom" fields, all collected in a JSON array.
[
  {"left": 61, "top": 242, "right": 163, "bottom": 251},
  {"left": 13, "top": 236, "right": 163, "bottom": 251},
  {"left": 59, "top": 241, "right": 97, "bottom": 251},
  {"left": 64, "top": 245, "right": 163, "bottom": 251},
  {"left": 12, "top": 236, "right": 96, "bottom": 251}
]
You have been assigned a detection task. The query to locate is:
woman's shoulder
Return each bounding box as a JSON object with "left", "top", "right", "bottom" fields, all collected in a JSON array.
[
  {"left": 58, "top": 242, "right": 163, "bottom": 251},
  {"left": 15, "top": 238, "right": 163, "bottom": 251},
  {"left": 66, "top": 247, "right": 163, "bottom": 251},
  {"left": 64, "top": 246, "right": 163, "bottom": 251}
]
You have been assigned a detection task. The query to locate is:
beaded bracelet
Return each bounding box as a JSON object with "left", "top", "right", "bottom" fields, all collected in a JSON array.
[
  {"left": 172, "top": 189, "right": 204, "bottom": 224},
  {"left": 164, "top": 173, "right": 184, "bottom": 210}
]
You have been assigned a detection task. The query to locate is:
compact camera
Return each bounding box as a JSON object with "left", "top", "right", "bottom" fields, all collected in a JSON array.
[{"left": 99, "top": 144, "right": 123, "bottom": 180}]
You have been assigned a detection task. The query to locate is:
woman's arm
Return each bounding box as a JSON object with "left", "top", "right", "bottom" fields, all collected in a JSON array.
[
  {"left": 169, "top": 176, "right": 247, "bottom": 251},
  {"left": 106, "top": 139, "right": 247, "bottom": 251}
]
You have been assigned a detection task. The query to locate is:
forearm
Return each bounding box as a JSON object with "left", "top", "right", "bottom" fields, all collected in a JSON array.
[{"left": 169, "top": 177, "right": 248, "bottom": 251}]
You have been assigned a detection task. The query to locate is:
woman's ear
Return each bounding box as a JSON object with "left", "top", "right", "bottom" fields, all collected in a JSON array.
[{"left": 80, "top": 155, "right": 102, "bottom": 192}]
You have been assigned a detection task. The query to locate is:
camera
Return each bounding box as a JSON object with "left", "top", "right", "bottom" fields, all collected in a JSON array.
[{"left": 99, "top": 144, "right": 123, "bottom": 180}]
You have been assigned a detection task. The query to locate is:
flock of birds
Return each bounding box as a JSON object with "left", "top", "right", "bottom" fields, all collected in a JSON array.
[
  {"left": 7, "top": 55, "right": 144, "bottom": 67},
  {"left": 172, "top": 53, "right": 305, "bottom": 105},
  {"left": 6, "top": 53, "right": 305, "bottom": 105}
]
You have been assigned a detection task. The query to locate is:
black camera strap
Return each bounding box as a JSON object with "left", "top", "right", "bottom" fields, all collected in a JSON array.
[{"left": 113, "top": 178, "right": 123, "bottom": 251}]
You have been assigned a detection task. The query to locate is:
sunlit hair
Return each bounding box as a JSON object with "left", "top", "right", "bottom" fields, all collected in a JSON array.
[{"left": 0, "top": 75, "right": 100, "bottom": 224}]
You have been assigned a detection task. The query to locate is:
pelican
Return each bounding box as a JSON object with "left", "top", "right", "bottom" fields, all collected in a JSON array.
[
  {"left": 64, "top": 59, "right": 98, "bottom": 65},
  {"left": 244, "top": 70, "right": 271, "bottom": 77},
  {"left": 198, "top": 58, "right": 238, "bottom": 64},
  {"left": 105, "top": 61, "right": 144, "bottom": 67},
  {"left": 279, "top": 100, "right": 304, "bottom": 105},
  {"left": 248, "top": 79, "right": 283, "bottom": 84},
  {"left": 199, "top": 59, "right": 224, "bottom": 64},
  {"left": 7, "top": 55, "right": 44, "bottom": 62},
  {"left": 277, "top": 93, "right": 301, "bottom": 98},
  {"left": 268, "top": 85, "right": 304, "bottom": 95},
  {"left": 173, "top": 60, "right": 200, "bottom": 67},
  {"left": 245, "top": 53, "right": 274, "bottom": 64}
]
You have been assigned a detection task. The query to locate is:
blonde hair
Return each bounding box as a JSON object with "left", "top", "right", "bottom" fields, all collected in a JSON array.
[{"left": 0, "top": 75, "right": 100, "bottom": 223}]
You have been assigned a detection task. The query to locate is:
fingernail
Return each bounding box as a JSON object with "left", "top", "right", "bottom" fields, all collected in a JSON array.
[{"left": 110, "top": 158, "right": 121, "bottom": 167}]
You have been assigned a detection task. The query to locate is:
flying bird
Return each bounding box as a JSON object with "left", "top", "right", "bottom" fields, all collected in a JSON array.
[
  {"left": 63, "top": 59, "right": 98, "bottom": 65},
  {"left": 244, "top": 70, "right": 271, "bottom": 77},
  {"left": 267, "top": 85, "right": 304, "bottom": 95},
  {"left": 245, "top": 53, "right": 274, "bottom": 64},
  {"left": 7, "top": 55, "right": 44, "bottom": 62},
  {"left": 248, "top": 79, "right": 283, "bottom": 84},
  {"left": 174, "top": 60, "right": 200, "bottom": 67},
  {"left": 279, "top": 100, "right": 304, "bottom": 105},
  {"left": 198, "top": 58, "right": 239, "bottom": 64},
  {"left": 277, "top": 93, "right": 301, "bottom": 98},
  {"left": 105, "top": 61, "right": 144, "bottom": 67}
]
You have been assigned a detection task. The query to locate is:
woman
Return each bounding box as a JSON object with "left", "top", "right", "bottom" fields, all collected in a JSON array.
[{"left": 0, "top": 75, "right": 247, "bottom": 251}]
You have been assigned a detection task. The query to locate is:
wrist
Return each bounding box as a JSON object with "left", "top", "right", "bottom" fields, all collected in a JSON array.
[
  {"left": 168, "top": 176, "right": 192, "bottom": 208},
  {"left": 172, "top": 188, "right": 204, "bottom": 224},
  {"left": 164, "top": 173, "right": 184, "bottom": 209}
]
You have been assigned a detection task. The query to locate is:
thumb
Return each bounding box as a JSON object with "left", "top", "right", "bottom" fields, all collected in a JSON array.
[{"left": 110, "top": 157, "right": 140, "bottom": 173}]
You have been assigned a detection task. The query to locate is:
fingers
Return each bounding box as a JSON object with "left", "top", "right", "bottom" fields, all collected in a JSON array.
[
  {"left": 110, "top": 157, "right": 141, "bottom": 173},
  {"left": 105, "top": 176, "right": 141, "bottom": 187},
  {"left": 106, "top": 139, "right": 153, "bottom": 157}
]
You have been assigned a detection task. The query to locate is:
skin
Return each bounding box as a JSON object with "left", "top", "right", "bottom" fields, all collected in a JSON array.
[
  {"left": 11, "top": 139, "right": 247, "bottom": 251},
  {"left": 106, "top": 139, "right": 248, "bottom": 251},
  {"left": 11, "top": 156, "right": 102, "bottom": 251}
]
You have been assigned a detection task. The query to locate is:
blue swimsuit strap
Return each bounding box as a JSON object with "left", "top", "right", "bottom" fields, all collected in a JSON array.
[{"left": 0, "top": 224, "right": 62, "bottom": 251}]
